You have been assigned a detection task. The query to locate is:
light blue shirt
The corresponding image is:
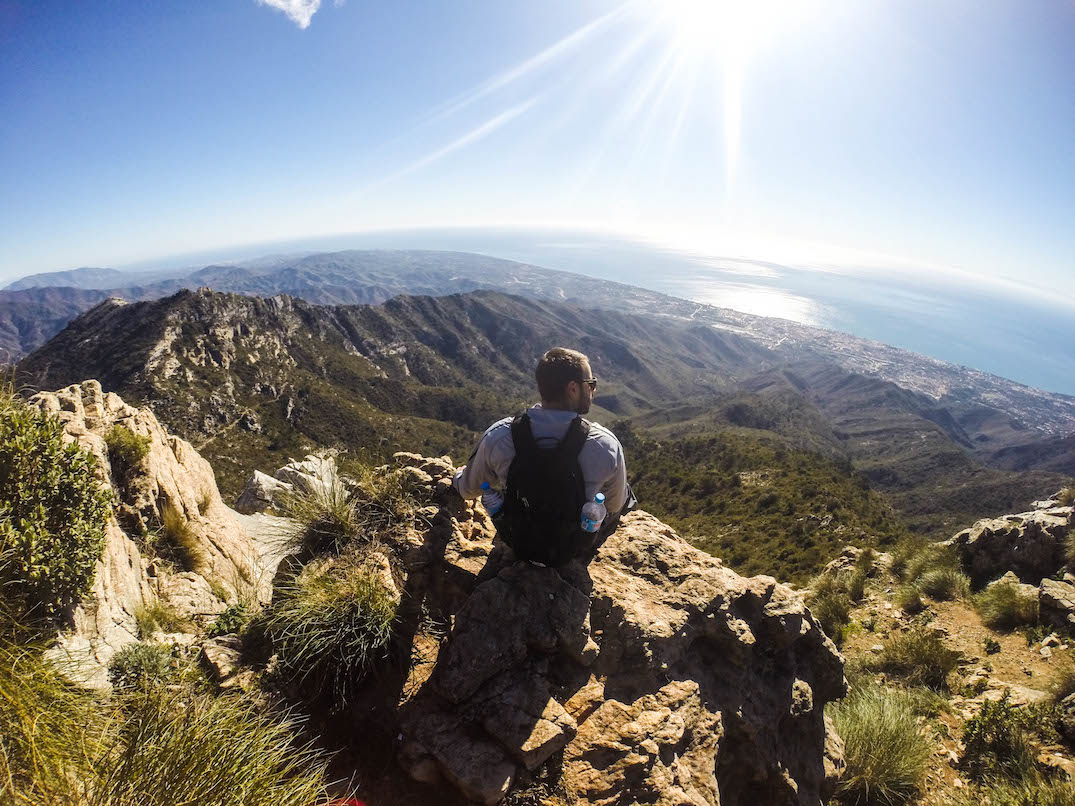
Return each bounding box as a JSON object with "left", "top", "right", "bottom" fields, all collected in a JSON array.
[{"left": 453, "top": 403, "right": 628, "bottom": 515}]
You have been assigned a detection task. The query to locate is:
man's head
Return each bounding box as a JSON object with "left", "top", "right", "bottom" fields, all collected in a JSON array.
[{"left": 535, "top": 347, "right": 596, "bottom": 415}]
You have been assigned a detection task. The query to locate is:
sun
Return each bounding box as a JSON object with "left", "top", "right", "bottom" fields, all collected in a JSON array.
[{"left": 637, "top": 0, "right": 821, "bottom": 194}]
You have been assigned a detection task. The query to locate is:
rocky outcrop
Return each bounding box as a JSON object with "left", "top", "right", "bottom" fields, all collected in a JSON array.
[
  {"left": 1039, "top": 578, "right": 1075, "bottom": 631},
  {"left": 391, "top": 454, "right": 847, "bottom": 805},
  {"left": 30, "top": 380, "right": 285, "bottom": 687},
  {"left": 944, "top": 507, "right": 1073, "bottom": 585}
]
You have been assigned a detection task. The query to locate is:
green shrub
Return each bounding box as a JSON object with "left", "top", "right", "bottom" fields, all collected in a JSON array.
[
  {"left": 807, "top": 575, "right": 852, "bottom": 644},
  {"left": 95, "top": 689, "right": 332, "bottom": 806},
  {"left": 208, "top": 603, "right": 254, "bottom": 638},
  {"left": 134, "top": 601, "right": 192, "bottom": 637},
  {"left": 918, "top": 566, "right": 971, "bottom": 601},
  {"left": 160, "top": 503, "right": 206, "bottom": 572},
  {"left": 903, "top": 543, "right": 961, "bottom": 586},
  {"left": 861, "top": 628, "right": 961, "bottom": 690},
  {"left": 975, "top": 583, "right": 1039, "bottom": 631},
  {"left": 854, "top": 547, "right": 876, "bottom": 575},
  {"left": 971, "top": 777, "right": 1075, "bottom": 806},
  {"left": 847, "top": 567, "right": 868, "bottom": 602},
  {"left": 893, "top": 584, "right": 924, "bottom": 615},
  {"left": 984, "top": 637, "right": 1002, "bottom": 655},
  {"left": 888, "top": 537, "right": 930, "bottom": 581},
  {"left": 829, "top": 683, "right": 931, "bottom": 805},
  {"left": 104, "top": 424, "right": 151, "bottom": 478},
  {"left": 0, "top": 394, "right": 111, "bottom": 621},
  {"left": 283, "top": 470, "right": 359, "bottom": 554},
  {"left": 960, "top": 693, "right": 1038, "bottom": 784},
  {"left": 263, "top": 555, "right": 397, "bottom": 706},
  {"left": 1049, "top": 658, "right": 1075, "bottom": 704},
  {"left": 108, "top": 642, "right": 174, "bottom": 691}
]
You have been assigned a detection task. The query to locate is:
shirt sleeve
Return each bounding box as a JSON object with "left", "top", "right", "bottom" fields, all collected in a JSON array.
[
  {"left": 452, "top": 419, "right": 510, "bottom": 499},
  {"left": 600, "top": 439, "right": 628, "bottom": 516}
]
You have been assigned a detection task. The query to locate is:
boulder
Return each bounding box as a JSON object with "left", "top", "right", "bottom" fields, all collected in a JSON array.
[
  {"left": 30, "top": 381, "right": 285, "bottom": 687},
  {"left": 274, "top": 453, "right": 342, "bottom": 497},
  {"left": 234, "top": 469, "right": 294, "bottom": 514},
  {"left": 944, "top": 509, "right": 1072, "bottom": 585},
  {"left": 201, "top": 634, "right": 244, "bottom": 683},
  {"left": 1039, "top": 578, "right": 1075, "bottom": 630},
  {"left": 397, "top": 480, "right": 848, "bottom": 806}
]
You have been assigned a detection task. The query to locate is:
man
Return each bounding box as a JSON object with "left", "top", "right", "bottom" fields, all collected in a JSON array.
[{"left": 453, "top": 347, "right": 633, "bottom": 563}]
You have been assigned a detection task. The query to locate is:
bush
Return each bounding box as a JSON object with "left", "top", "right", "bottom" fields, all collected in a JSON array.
[
  {"left": 960, "top": 693, "right": 1038, "bottom": 784},
  {"left": 828, "top": 683, "right": 931, "bottom": 805},
  {"left": 807, "top": 575, "right": 852, "bottom": 644},
  {"left": 0, "top": 393, "right": 111, "bottom": 620},
  {"left": 984, "top": 637, "right": 1002, "bottom": 655},
  {"left": 134, "top": 601, "right": 192, "bottom": 637},
  {"left": 208, "top": 603, "right": 254, "bottom": 638},
  {"left": 888, "top": 537, "right": 930, "bottom": 581},
  {"left": 918, "top": 566, "right": 971, "bottom": 601},
  {"left": 975, "top": 583, "right": 1039, "bottom": 631},
  {"left": 903, "top": 542, "right": 961, "bottom": 586},
  {"left": 104, "top": 424, "right": 151, "bottom": 478},
  {"left": 263, "top": 554, "right": 397, "bottom": 706},
  {"left": 287, "top": 460, "right": 422, "bottom": 554},
  {"left": 1049, "top": 658, "right": 1075, "bottom": 704},
  {"left": 108, "top": 642, "right": 174, "bottom": 691},
  {"left": 160, "top": 503, "right": 206, "bottom": 572},
  {"left": 972, "top": 777, "right": 1075, "bottom": 806},
  {"left": 893, "top": 584, "right": 925, "bottom": 615},
  {"left": 1060, "top": 486, "right": 1074, "bottom": 507},
  {"left": 862, "top": 628, "right": 961, "bottom": 690},
  {"left": 95, "top": 689, "right": 332, "bottom": 806}
]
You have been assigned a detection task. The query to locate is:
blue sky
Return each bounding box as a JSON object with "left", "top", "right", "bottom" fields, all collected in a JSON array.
[{"left": 2, "top": 0, "right": 1074, "bottom": 294}]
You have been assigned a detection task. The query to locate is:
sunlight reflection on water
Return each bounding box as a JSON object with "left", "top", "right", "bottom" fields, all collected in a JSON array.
[{"left": 681, "top": 280, "right": 828, "bottom": 326}]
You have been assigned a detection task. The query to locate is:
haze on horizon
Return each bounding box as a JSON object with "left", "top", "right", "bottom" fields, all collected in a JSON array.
[{"left": 2, "top": 0, "right": 1074, "bottom": 300}]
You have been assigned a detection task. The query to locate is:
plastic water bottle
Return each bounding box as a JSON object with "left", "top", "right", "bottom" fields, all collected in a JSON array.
[
  {"left": 480, "top": 481, "right": 504, "bottom": 516},
  {"left": 581, "top": 493, "right": 606, "bottom": 533}
]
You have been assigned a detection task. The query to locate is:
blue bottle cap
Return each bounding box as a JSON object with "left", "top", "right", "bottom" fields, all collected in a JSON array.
[{"left": 595, "top": 493, "right": 605, "bottom": 504}]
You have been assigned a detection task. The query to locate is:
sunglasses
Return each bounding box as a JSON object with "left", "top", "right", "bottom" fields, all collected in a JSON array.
[{"left": 581, "top": 377, "right": 598, "bottom": 391}]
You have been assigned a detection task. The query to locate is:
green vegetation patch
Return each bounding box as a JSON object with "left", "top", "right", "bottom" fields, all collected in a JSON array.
[
  {"left": 974, "top": 583, "right": 1039, "bottom": 631},
  {"left": 614, "top": 424, "right": 907, "bottom": 582},
  {"left": 104, "top": 423, "right": 151, "bottom": 479},
  {"left": 860, "top": 628, "right": 961, "bottom": 691},
  {"left": 828, "top": 683, "right": 931, "bottom": 806},
  {"left": 0, "top": 391, "right": 111, "bottom": 621},
  {"left": 96, "top": 688, "right": 332, "bottom": 806},
  {"left": 107, "top": 642, "right": 175, "bottom": 691},
  {"left": 263, "top": 553, "right": 398, "bottom": 707}
]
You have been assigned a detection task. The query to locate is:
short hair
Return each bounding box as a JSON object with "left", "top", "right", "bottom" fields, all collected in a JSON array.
[{"left": 535, "top": 347, "right": 589, "bottom": 402}]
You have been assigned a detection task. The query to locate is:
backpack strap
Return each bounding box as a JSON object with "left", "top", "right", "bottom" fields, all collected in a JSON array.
[
  {"left": 510, "top": 413, "right": 538, "bottom": 460},
  {"left": 555, "top": 416, "right": 590, "bottom": 464}
]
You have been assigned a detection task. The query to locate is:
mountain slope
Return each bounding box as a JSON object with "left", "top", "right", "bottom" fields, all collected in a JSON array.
[{"left": 18, "top": 288, "right": 777, "bottom": 497}]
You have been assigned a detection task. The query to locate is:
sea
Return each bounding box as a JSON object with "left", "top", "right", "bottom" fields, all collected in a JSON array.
[{"left": 129, "top": 228, "right": 1075, "bottom": 398}]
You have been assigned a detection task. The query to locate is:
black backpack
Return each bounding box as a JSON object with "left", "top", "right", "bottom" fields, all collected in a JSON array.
[{"left": 497, "top": 412, "right": 590, "bottom": 567}]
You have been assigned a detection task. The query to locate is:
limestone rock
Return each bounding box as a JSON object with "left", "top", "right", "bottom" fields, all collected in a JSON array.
[
  {"left": 29, "top": 380, "right": 286, "bottom": 686},
  {"left": 234, "top": 470, "right": 293, "bottom": 514},
  {"left": 1040, "top": 578, "right": 1075, "bottom": 630},
  {"left": 201, "top": 634, "right": 244, "bottom": 682},
  {"left": 274, "top": 453, "right": 341, "bottom": 497},
  {"left": 945, "top": 509, "right": 1071, "bottom": 585},
  {"left": 396, "top": 463, "right": 847, "bottom": 806},
  {"left": 158, "top": 572, "right": 229, "bottom": 620}
]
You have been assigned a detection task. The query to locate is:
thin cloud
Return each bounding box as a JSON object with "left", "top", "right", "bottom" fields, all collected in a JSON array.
[
  {"left": 375, "top": 98, "right": 540, "bottom": 188},
  {"left": 256, "top": 0, "right": 321, "bottom": 29},
  {"left": 427, "top": 3, "right": 631, "bottom": 123}
]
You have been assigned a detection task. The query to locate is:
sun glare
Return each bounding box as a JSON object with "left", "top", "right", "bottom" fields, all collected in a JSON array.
[{"left": 640, "top": 0, "right": 821, "bottom": 194}]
